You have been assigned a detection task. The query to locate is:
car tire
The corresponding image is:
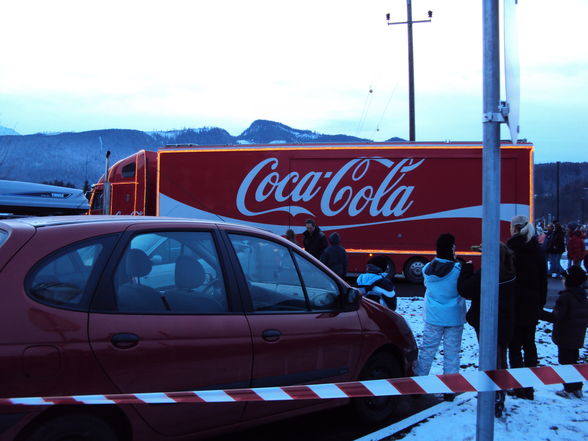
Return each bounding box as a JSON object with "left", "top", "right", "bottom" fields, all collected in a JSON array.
[
  {"left": 403, "top": 257, "right": 428, "bottom": 284},
  {"left": 352, "top": 352, "right": 403, "bottom": 425},
  {"left": 23, "top": 413, "right": 119, "bottom": 441}
]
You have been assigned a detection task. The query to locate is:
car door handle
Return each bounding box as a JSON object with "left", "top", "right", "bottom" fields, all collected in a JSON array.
[
  {"left": 262, "top": 329, "right": 281, "bottom": 342},
  {"left": 111, "top": 333, "right": 140, "bottom": 349}
]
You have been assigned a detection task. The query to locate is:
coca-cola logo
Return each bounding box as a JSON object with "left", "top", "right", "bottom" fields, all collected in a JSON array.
[{"left": 236, "top": 157, "right": 425, "bottom": 219}]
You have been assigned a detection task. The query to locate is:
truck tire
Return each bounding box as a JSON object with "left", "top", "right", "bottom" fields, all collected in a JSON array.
[
  {"left": 403, "top": 257, "right": 428, "bottom": 284},
  {"left": 352, "top": 352, "right": 403, "bottom": 425},
  {"left": 386, "top": 259, "right": 396, "bottom": 279},
  {"left": 23, "top": 413, "right": 119, "bottom": 441}
]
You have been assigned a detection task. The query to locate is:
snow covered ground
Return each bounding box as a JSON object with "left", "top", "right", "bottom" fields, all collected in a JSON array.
[{"left": 391, "top": 296, "right": 588, "bottom": 441}]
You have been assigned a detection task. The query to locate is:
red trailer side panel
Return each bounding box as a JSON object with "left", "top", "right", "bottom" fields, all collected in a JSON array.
[{"left": 155, "top": 143, "right": 533, "bottom": 276}]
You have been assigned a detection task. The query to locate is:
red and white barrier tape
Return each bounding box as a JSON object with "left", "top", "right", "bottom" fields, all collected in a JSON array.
[{"left": 2, "top": 364, "right": 586, "bottom": 406}]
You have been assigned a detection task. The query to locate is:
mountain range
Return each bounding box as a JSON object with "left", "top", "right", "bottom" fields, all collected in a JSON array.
[
  {"left": 1, "top": 120, "right": 586, "bottom": 223},
  {"left": 0, "top": 125, "right": 19, "bottom": 136}
]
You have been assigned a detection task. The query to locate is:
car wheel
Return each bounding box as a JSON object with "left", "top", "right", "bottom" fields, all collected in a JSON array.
[
  {"left": 23, "top": 413, "right": 119, "bottom": 441},
  {"left": 352, "top": 352, "right": 403, "bottom": 425},
  {"left": 403, "top": 257, "right": 428, "bottom": 284}
]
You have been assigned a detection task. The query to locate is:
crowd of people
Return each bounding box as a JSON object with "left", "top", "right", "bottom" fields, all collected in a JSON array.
[
  {"left": 536, "top": 220, "right": 588, "bottom": 276},
  {"left": 286, "top": 216, "right": 587, "bottom": 419}
]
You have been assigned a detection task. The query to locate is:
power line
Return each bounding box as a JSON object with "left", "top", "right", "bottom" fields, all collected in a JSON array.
[{"left": 355, "top": 86, "right": 374, "bottom": 137}]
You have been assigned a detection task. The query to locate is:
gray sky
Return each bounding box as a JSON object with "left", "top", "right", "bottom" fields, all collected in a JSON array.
[{"left": 1, "top": 0, "right": 586, "bottom": 163}]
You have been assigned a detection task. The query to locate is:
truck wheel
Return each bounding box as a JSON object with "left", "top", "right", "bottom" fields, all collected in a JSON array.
[
  {"left": 403, "top": 257, "right": 428, "bottom": 284},
  {"left": 23, "top": 413, "right": 119, "bottom": 441},
  {"left": 386, "top": 259, "right": 396, "bottom": 279},
  {"left": 352, "top": 352, "right": 403, "bottom": 425}
]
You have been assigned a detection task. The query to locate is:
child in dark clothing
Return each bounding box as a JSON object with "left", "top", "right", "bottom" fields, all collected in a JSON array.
[
  {"left": 542, "top": 265, "right": 588, "bottom": 398},
  {"left": 356, "top": 255, "right": 397, "bottom": 310}
]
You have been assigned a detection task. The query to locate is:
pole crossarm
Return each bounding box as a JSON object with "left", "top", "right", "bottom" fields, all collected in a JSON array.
[{"left": 387, "top": 19, "right": 431, "bottom": 25}]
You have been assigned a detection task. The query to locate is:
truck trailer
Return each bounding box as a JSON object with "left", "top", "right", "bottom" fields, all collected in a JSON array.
[{"left": 88, "top": 141, "right": 533, "bottom": 282}]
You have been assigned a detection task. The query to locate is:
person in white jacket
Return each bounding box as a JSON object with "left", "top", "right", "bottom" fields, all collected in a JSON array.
[{"left": 415, "top": 233, "right": 466, "bottom": 400}]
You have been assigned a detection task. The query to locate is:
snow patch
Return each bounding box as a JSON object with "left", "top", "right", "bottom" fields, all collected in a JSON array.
[{"left": 389, "top": 296, "right": 588, "bottom": 441}]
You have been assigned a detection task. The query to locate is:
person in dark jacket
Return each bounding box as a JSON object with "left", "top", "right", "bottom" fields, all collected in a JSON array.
[
  {"left": 302, "top": 219, "right": 328, "bottom": 259},
  {"left": 459, "top": 243, "right": 516, "bottom": 366},
  {"left": 546, "top": 221, "right": 566, "bottom": 278},
  {"left": 458, "top": 243, "right": 516, "bottom": 416},
  {"left": 320, "top": 232, "right": 348, "bottom": 278},
  {"left": 506, "top": 215, "right": 548, "bottom": 400},
  {"left": 356, "top": 255, "right": 396, "bottom": 310},
  {"left": 542, "top": 223, "right": 553, "bottom": 251},
  {"left": 541, "top": 266, "right": 588, "bottom": 398}
]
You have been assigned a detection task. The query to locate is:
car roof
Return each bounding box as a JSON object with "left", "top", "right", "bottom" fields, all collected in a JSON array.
[
  {"left": 0, "top": 215, "right": 284, "bottom": 240},
  {"left": 0, "top": 215, "right": 236, "bottom": 228}
]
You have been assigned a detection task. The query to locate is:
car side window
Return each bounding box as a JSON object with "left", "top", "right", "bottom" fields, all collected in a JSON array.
[
  {"left": 229, "top": 234, "right": 309, "bottom": 312},
  {"left": 113, "top": 231, "right": 228, "bottom": 314},
  {"left": 294, "top": 254, "right": 341, "bottom": 310},
  {"left": 0, "top": 229, "right": 8, "bottom": 247},
  {"left": 27, "top": 241, "right": 104, "bottom": 308}
]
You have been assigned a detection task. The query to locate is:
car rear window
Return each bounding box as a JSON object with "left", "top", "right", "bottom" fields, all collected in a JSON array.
[{"left": 26, "top": 236, "right": 116, "bottom": 310}]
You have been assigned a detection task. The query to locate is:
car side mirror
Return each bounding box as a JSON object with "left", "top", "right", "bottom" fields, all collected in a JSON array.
[{"left": 343, "top": 287, "right": 362, "bottom": 311}]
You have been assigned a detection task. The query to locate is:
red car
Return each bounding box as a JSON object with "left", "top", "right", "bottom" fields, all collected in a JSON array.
[{"left": 0, "top": 216, "right": 417, "bottom": 441}]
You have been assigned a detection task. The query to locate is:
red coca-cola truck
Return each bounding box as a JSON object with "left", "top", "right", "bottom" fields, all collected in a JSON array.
[{"left": 88, "top": 141, "right": 534, "bottom": 282}]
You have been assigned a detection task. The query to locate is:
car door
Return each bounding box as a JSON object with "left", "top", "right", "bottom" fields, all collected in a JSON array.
[
  {"left": 88, "top": 225, "right": 253, "bottom": 437},
  {"left": 226, "top": 232, "right": 363, "bottom": 420}
]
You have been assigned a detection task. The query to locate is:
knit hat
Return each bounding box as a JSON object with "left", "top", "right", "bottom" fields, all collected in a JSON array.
[
  {"left": 436, "top": 233, "right": 455, "bottom": 260},
  {"left": 563, "top": 266, "right": 587, "bottom": 288},
  {"left": 367, "top": 255, "right": 389, "bottom": 272}
]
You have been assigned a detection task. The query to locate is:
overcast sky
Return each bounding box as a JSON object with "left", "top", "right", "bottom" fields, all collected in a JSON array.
[{"left": 1, "top": 0, "right": 586, "bottom": 163}]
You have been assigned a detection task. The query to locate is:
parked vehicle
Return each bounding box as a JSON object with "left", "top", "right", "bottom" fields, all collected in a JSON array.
[
  {"left": 0, "top": 179, "right": 89, "bottom": 217},
  {"left": 0, "top": 215, "right": 417, "bottom": 441},
  {"left": 88, "top": 142, "right": 533, "bottom": 283}
]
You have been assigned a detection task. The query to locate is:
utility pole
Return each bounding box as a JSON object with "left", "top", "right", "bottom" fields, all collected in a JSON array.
[
  {"left": 478, "top": 0, "right": 506, "bottom": 439},
  {"left": 386, "top": 2, "right": 432, "bottom": 141},
  {"left": 556, "top": 161, "right": 561, "bottom": 221},
  {"left": 102, "top": 150, "right": 111, "bottom": 215},
  {"left": 583, "top": 188, "right": 588, "bottom": 224}
]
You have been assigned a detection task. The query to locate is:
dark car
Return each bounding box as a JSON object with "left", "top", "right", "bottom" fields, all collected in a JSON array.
[{"left": 0, "top": 216, "right": 417, "bottom": 441}]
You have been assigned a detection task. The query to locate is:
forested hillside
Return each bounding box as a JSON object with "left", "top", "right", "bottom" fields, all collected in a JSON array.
[{"left": 534, "top": 162, "right": 588, "bottom": 224}]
